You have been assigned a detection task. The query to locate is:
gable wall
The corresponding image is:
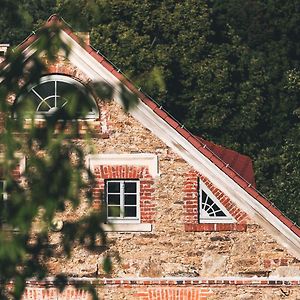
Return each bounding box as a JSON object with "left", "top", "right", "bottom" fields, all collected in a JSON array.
[
  {"left": 21, "top": 54, "right": 300, "bottom": 298},
  {"left": 45, "top": 93, "right": 300, "bottom": 278}
]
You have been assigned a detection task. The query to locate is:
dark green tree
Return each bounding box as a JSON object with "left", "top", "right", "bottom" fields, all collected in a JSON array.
[
  {"left": 211, "top": 0, "right": 300, "bottom": 221},
  {"left": 0, "top": 0, "right": 57, "bottom": 46}
]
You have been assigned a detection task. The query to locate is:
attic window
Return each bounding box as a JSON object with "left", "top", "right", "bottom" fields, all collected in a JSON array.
[
  {"left": 198, "top": 178, "right": 235, "bottom": 224},
  {"left": 22, "top": 75, "right": 99, "bottom": 119}
]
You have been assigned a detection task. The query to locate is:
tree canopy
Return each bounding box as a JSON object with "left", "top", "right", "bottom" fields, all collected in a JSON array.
[{"left": 1, "top": 0, "right": 299, "bottom": 229}]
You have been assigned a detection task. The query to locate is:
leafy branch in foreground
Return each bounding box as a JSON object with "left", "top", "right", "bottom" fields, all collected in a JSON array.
[{"left": 0, "top": 22, "right": 130, "bottom": 300}]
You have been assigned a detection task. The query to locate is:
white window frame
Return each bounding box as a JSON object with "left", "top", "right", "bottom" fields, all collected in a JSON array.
[
  {"left": 198, "top": 178, "right": 235, "bottom": 224},
  {"left": 106, "top": 179, "right": 140, "bottom": 224},
  {"left": 23, "top": 74, "right": 99, "bottom": 119},
  {"left": 0, "top": 180, "right": 7, "bottom": 201},
  {"left": 0, "top": 180, "right": 8, "bottom": 226}
]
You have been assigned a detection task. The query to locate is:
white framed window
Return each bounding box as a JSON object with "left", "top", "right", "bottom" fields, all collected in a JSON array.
[
  {"left": 22, "top": 74, "right": 99, "bottom": 119},
  {"left": 0, "top": 180, "right": 7, "bottom": 201},
  {"left": 105, "top": 180, "right": 140, "bottom": 223},
  {"left": 198, "top": 178, "right": 235, "bottom": 224},
  {"left": 0, "top": 180, "right": 8, "bottom": 226}
]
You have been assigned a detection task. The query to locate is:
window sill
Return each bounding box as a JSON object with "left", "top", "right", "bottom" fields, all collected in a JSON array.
[{"left": 103, "top": 223, "right": 152, "bottom": 232}]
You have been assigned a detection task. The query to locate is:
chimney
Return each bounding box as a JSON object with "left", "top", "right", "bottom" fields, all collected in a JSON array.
[{"left": 76, "top": 32, "right": 90, "bottom": 45}]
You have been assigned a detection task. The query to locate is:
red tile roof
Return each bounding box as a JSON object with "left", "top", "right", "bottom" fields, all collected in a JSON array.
[
  {"left": 15, "top": 14, "right": 299, "bottom": 238},
  {"left": 195, "top": 136, "right": 256, "bottom": 187}
]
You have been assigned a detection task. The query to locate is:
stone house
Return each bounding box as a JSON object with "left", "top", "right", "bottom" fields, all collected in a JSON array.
[{"left": 4, "top": 15, "right": 300, "bottom": 300}]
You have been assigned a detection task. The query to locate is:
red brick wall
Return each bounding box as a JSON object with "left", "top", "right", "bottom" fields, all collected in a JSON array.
[
  {"left": 93, "top": 165, "right": 156, "bottom": 223},
  {"left": 133, "top": 288, "right": 212, "bottom": 300},
  {"left": 22, "top": 287, "right": 91, "bottom": 300},
  {"left": 184, "top": 170, "right": 248, "bottom": 232},
  {"left": 21, "top": 278, "right": 300, "bottom": 299}
]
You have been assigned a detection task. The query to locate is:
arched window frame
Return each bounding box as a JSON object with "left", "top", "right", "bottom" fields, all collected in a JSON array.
[
  {"left": 24, "top": 74, "right": 99, "bottom": 119},
  {"left": 198, "top": 178, "right": 235, "bottom": 224}
]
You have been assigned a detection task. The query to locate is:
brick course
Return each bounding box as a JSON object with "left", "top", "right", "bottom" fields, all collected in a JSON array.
[{"left": 21, "top": 278, "right": 300, "bottom": 300}]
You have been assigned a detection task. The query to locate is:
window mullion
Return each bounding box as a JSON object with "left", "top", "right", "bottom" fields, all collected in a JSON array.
[
  {"left": 106, "top": 181, "right": 109, "bottom": 219},
  {"left": 120, "top": 181, "right": 124, "bottom": 218},
  {"left": 137, "top": 181, "right": 140, "bottom": 221},
  {"left": 54, "top": 80, "right": 57, "bottom": 108}
]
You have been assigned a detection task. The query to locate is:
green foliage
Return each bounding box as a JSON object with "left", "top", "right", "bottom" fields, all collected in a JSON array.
[
  {"left": 0, "top": 0, "right": 57, "bottom": 46},
  {"left": 257, "top": 126, "right": 300, "bottom": 224},
  {"left": 0, "top": 21, "right": 126, "bottom": 299},
  {"left": 211, "top": 0, "right": 300, "bottom": 221}
]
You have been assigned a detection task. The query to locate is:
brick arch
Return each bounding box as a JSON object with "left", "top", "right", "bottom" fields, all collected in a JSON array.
[
  {"left": 184, "top": 169, "right": 249, "bottom": 232},
  {"left": 46, "top": 62, "right": 89, "bottom": 83},
  {"left": 93, "top": 165, "right": 156, "bottom": 223}
]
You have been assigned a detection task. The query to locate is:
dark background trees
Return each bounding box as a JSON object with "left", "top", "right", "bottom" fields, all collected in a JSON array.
[{"left": 1, "top": 0, "right": 299, "bottom": 223}]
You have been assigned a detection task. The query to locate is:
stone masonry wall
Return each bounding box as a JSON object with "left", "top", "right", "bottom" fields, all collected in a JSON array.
[
  {"left": 24, "top": 58, "right": 300, "bottom": 298},
  {"left": 46, "top": 100, "right": 300, "bottom": 279}
]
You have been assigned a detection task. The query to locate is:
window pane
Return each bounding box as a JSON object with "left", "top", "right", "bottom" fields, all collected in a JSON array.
[
  {"left": 107, "top": 181, "right": 120, "bottom": 193},
  {"left": 28, "top": 90, "right": 41, "bottom": 107},
  {"left": 124, "top": 194, "right": 136, "bottom": 205},
  {"left": 124, "top": 182, "right": 136, "bottom": 193},
  {"left": 207, "top": 208, "right": 214, "bottom": 215},
  {"left": 107, "top": 194, "right": 120, "bottom": 205},
  {"left": 206, "top": 197, "right": 214, "bottom": 207},
  {"left": 108, "top": 206, "right": 120, "bottom": 217},
  {"left": 57, "top": 81, "right": 71, "bottom": 97},
  {"left": 201, "top": 190, "right": 206, "bottom": 199},
  {"left": 215, "top": 210, "right": 226, "bottom": 217},
  {"left": 38, "top": 97, "right": 55, "bottom": 112},
  {"left": 124, "top": 206, "right": 137, "bottom": 217},
  {"left": 34, "top": 81, "right": 54, "bottom": 99}
]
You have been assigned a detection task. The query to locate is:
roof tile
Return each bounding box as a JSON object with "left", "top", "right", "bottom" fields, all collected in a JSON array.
[
  {"left": 277, "top": 214, "right": 294, "bottom": 229},
  {"left": 291, "top": 225, "right": 300, "bottom": 237},
  {"left": 210, "top": 155, "right": 226, "bottom": 170},
  {"left": 267, "top": 204, "right": 283, "bottom": 218},
  {"left": 164, "top": 116, "right": 180, "bottom": 130},
  {"left": 221, "top": 165, "right": 237, "bottom": 179},
  {"left": 89, "top": 50, "right": 104, "bottom": 63},
  {"left": 196, "top": 137, "right": 256, "bottom": 187},
  {"left": 111, "top": 69, "right": 125, "bottom": 81},
  {"left": 100, "top": 59, "right": 114, "bottom": 72},
  {"left": 176, "top": 126, "right": 192, "bottom": 140},
  {"left": 232, "top": 175, "right": 250, "bottom": 189},
  {"left": 255, "top": 194, "right": 272, "bottom": 209},
  {"left": 141, "top": 97, "right": 158, "bottom": 110}
]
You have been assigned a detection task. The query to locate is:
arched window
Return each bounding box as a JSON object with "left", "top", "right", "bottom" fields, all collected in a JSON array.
[{"left": 23, "top": 74, "right": 99, "bottom": 119}]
